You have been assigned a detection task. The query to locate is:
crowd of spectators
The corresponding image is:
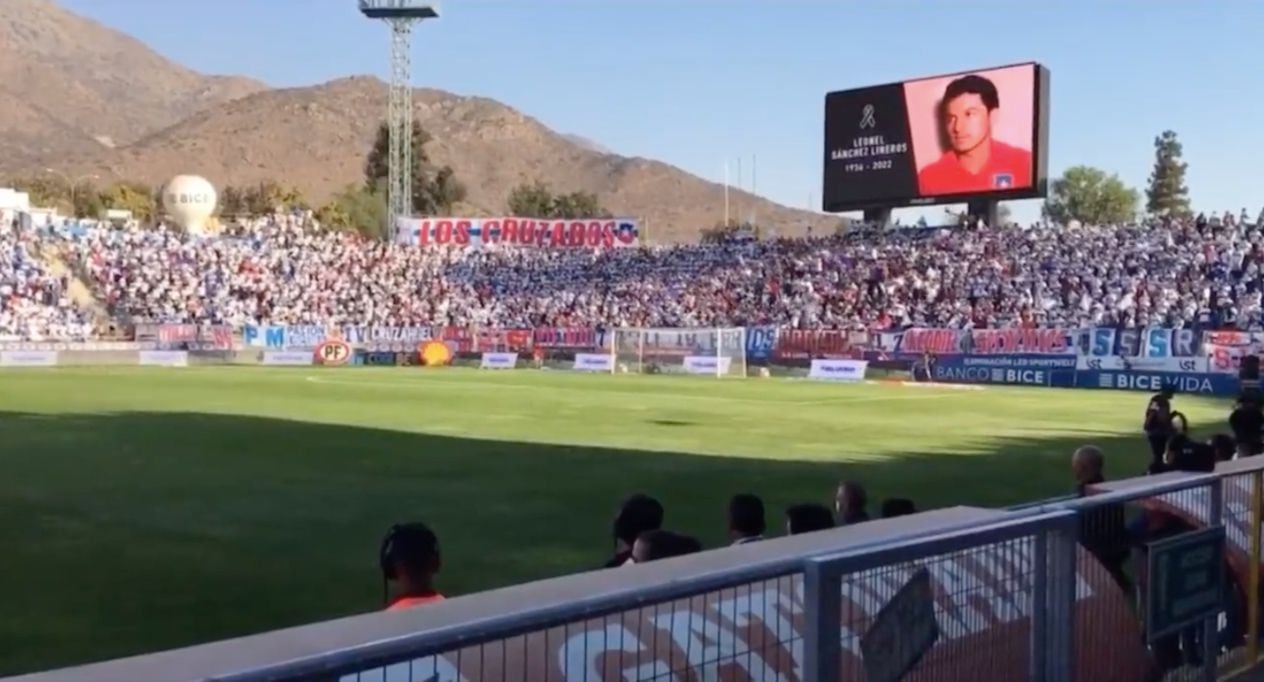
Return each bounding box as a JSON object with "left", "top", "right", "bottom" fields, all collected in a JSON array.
[
  {"left": 0, "top": 208, "right": 1260, "bottom": 336},
  {"left": 0, "top": 223, "right": 90, "bottom": 341}
]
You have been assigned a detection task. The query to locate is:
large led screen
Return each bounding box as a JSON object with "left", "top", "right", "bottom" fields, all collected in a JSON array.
[{"left": 823, "top": 63, "right": 1049, "bottom": 212}]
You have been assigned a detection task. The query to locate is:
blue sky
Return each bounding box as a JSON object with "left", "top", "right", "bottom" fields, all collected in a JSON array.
[{"left": 62, "top": 0, "right": 1264, "bottom": 225}]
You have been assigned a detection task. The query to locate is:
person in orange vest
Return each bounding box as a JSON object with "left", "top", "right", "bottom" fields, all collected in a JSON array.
[{"left": 379, "top": 522, "right": 444, "bottom": 610}]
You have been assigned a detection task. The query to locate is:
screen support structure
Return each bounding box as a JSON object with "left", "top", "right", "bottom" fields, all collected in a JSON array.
[
  {"left": 863, "top": 207, "right": 892, "bottom": 228},
  {"left": 967, "top": 200, "right": 1000, "bottom": 228}
]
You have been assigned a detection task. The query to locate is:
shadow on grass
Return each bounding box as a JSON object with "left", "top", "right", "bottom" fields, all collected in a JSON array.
[{"left": 0, "top": 408, "right": 1215, "bottom": 675}]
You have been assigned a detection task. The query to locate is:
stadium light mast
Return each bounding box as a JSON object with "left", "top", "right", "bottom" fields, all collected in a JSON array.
[{"left": 359, "top": 0, "right": 439, "bottom": 225}]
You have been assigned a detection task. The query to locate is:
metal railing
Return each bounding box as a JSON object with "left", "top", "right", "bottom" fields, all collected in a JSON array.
[{"left": 13, "top": 462, "right": 1264, "bottom": 682}]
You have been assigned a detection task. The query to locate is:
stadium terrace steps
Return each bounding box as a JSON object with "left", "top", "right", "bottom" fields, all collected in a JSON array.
[{"left": 31, "top": 242, "right": 109, "bottom": 323}]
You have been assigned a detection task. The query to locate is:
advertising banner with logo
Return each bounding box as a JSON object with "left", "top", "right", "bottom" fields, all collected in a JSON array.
[
  {"left": 138, "top": 350, "right": 189, "bottom": 367},
  {"left": 395, "top": 217, "right": 641, "bottom": 249},
  {"left": 534, "top": 327, "right": 601, "bottom": 350},
  {"left": 480, "top": 352, "right": 519, "bottom": 370},
  {"left": 772, "top": 329, "right": 865, "bottom": 361},
  {"left": 262, "top": 351, "right": 314, "bottom": 366},
  {"left": 682, "top": 356, "right": 732, "bottom": 375},
  {"left": 356, "top": 350, "right": 400, "bottom": 367},
  {"left": 1075, "top": 356, "right": 1208, "bottom": 373},
  {"left": 807, "top": 359, "right": 868, "bottom": 382},
  {"left": 0, "top": 350, "right": 58, "bottom": 367},
  {"left": 1076, "top": 370, "right": 1238, "bottom": 396},
  {"left": 930, "top": 355, "right": 1075, "bottom": 388},
  {"left": 572, "top": 353, "right": 614, "bottom": 372},
  {"left": 315, "top": 340, "right": 352, "bottom": 366}
]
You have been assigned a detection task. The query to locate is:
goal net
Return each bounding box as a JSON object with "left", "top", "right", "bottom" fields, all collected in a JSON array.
[{"left": 609, "top": 327, "right": 747, "bottom": 378}]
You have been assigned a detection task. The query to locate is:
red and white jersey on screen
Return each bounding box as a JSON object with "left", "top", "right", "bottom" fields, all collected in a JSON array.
[{"left": 917, "top": 140, "right": 1032, "bottom": 196}]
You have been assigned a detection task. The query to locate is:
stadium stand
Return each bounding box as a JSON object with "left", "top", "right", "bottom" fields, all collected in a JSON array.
[
  {"left": 0, "top": 223, "right": 91, "bottom": 341},
  {"left": 2, "top": 209, "right": 1253, "bottom": 334}
]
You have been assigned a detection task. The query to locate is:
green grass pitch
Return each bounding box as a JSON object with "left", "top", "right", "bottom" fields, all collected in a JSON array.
[{"left": 0, "top": 367, "right": 1233, "bottom": 674}]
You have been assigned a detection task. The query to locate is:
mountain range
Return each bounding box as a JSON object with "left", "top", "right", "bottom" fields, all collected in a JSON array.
[{"left": 0, "top": 0, "right": 841, "bottom": 241}]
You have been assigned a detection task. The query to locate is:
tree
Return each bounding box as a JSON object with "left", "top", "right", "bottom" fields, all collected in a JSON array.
[
  {"left": 364, "top": 120, "right": 464, "bottom": 216},
  {"left": 1042, "top": 165, "right": 1139, "bottom": 225},
  {"left": 219, "top": 186, "right": 246, "bottom": 217},
  {"left": 72, "top": 181, "right": 104, "bottom": 219},
  {"left": 505, "top": 181, "right": 611, "bottom": 218},
  {"left": 100, "top": 181, "right": 157, "bottom": 221},
  {"left": 315, "top": 184, "right": 388, "bottom": 238},
  {"left": 1145, "top": 130, "right": 1191, "bottom": 217},
  {"left": 553, "top": 191, "right": 609, "bottom": 219},
  {"left": 506, "top": 180, "right": 556, "bottom": 217},
  {"left": 422, "top": 165, "right": 466, "bottom": 216}
]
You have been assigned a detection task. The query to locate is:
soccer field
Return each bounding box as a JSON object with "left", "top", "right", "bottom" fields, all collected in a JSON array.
[{"left": 0, "top": 367, "right": 1232, "bottom": 674}]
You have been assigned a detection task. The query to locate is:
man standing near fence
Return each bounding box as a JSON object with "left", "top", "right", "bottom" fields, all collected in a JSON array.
[
  {"left": 1071, "top": 446, "right": 1130, "bottom": 594},
  {"left": 1144, "top": 388, "right": 1175, "bottom": 470}
]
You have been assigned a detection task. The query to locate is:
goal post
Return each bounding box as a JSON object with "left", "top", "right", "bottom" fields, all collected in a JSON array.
[{"left": 608, "top": 327, "right": 747, "bottom": 378}]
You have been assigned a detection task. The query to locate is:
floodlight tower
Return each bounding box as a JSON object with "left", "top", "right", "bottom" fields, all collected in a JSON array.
[{"left": 359, "top": 0, "right": 439, "bottom": 224}]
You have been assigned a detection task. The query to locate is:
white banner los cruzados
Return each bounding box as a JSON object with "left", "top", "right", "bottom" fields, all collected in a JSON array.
[
  {"left": 480, "top": 352, "right": 519, "bottom": 370},
  {"left": 683, "top": 356, "right": 732, "bottom": 375},
  {"left": 572, "top": 353, "right": 614, "bottom": 372},
  {"left": 808, "top": 359, "right": 868, "bottom": 382},
  {"left": 395, "top": 217, "right": 640, "bottom": 249},
  {"left": 0, "top": 350, "right": 57, "bottom": 367}
]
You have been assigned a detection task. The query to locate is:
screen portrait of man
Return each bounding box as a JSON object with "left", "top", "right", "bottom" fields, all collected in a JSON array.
[{"left": 910, "top": 71, "right": 1033, "bottom": 196}]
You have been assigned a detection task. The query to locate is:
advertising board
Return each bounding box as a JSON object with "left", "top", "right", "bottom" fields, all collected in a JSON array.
[
  {"left": 807, "top": 359, "right": 868, "bottom": 382},
  {"left": 480, "top": 352, "right": 519, "bottom": 370},
  {"left": 823, "top": 62, "right": 1049, "bottom": 211},
  {"left": 572, "top": 353, "right": 614, "bottom": 372},
  {"left": 1078, "top": 370, "right": 1238, "bottom": 396},
  {"left": 682, "top": 356, "right": 732, "bottom": 375},
  {"left": 138, "top": 350, "right": 189, "bottom": 367},
  {"left": 262, "top": 351, "right": 314, "bottom": 366},
  {"left": 0, "top": 350, "right": 58, "bottom": 367},
  {"left": 1076, "top": 356, "right": 1207, "bottom": 373},
  {"left": 930, "top": 355, "right": 1075, "bottom": 387}
]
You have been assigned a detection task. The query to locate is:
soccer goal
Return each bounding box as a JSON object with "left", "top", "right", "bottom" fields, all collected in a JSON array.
[{"left": 609, "top": 327, "right": 747, "bottom": 378}]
